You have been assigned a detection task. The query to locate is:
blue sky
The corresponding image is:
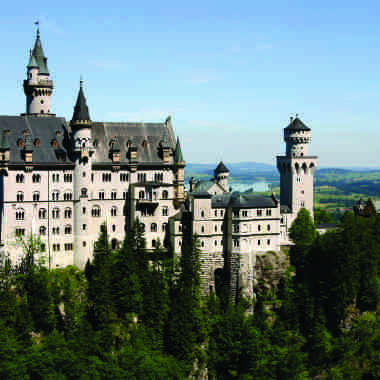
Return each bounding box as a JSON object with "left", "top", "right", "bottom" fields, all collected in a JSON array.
[{"left": 1, "top": 0, "right": 380, "bottom": 167}]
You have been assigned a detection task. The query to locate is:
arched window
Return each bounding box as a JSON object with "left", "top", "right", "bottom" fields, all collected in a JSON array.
[
  {"left": 91, "top": 206, "right": 101, "bottom": 217},
  {"left": 32, "top": 174, "right": 41, "bottom": 183},
  {"left": 81, "top": 188, "right": 88, "bottom": 197},
  {"left": 201, "top": 210, "right": 205, "bottom": 217},
  {"left": 52, "top": 227, "right": 60, "bottom": 235},
  {"left": 267, "top": 224, "right": 271, "bottom": 231},
  {"left": 64, "top": 208, "right": 72, "bottom": 218},
  {"left": 162, "top": 206, "right": 168, "bottom": 216},
  {"left": 201, "top": 225, "right": 205, "bottom": 233},
  {"left": 152, "top": 239, "right": 156, "bottom": 248},
  {"left": 112, "top": 224, "right": 116, "bottom": 232},
  {"left": 52, "top": 191, "right": 59, "bottom": 201},
  {"left": 140, "top": 223, "right": 145, "bottom": 232},
  {"left": 33, "top": 192, "right": 40, "bottom": 201},
  {"left": 162, "top": 190, "right": 168, "bottom": 199},
  {"left": 39, "top": 226, "right": 46, "bottom": 235},
  {"left": 52, "top": 208, "right": 60, "bottom": 219},
  {"left": 39, "top": 208, "right": 47, "bottom": 219},
  {"left": 64, "top": 192, "right": 73, "bottom": 201},
  {"left": 162, "top": 223, "right": 167, "bottom": 232},
  {"left": 139, "top": 190, "right": 145, "bottom": 200},
  {"left": 201, "top": 241, "right": 205, "bottom": 248},
  {"left": 16, "top": 209, "right": 24, "bottom": 221},
  {"left": 111, "top": 239, "right": 118, "bottom": 250},
  {"left": 64, "top": 225, "right": 72, "bottom": 235},
  {"left": 120, "top": 173, "right": 128, "bottom": 182},
  {"left": 151, "top": 223, "right": 157, "bottom": 232},
  {"left": 16, "top": 173, "right": 25, "bottom": 183},
  {"left": 111, "top": 206, "right": 117, "bottom": 216},
  {"left": 17, "top": 191, "right": 24, "bottom": 202}
]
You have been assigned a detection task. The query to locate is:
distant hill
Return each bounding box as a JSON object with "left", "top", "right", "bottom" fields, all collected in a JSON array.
[{"left": 186, "top": 162, "right": 276, "bottom": 177}]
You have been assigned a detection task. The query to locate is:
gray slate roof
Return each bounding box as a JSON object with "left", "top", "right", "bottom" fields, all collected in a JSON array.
[
  {"left": 0, "top": 116, "right": 69, "bottom": 164},
  {"left": 211, "top": 193, "right": 277, "bottom": 208},
  {"left": 285, "top": 117, "right": 311, "bottom": 131},
  {"left": 214, "top": 161, "right": 229, "bottom": 174},
  {"left": 0, "top": 114, "right": 177, "bottom": 166},
  {"left": 91, "top": 121, "right": 176, "bottom": 164}
]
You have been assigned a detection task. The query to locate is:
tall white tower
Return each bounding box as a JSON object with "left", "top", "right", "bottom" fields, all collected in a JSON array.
[
  {"left": 23, "top": 28, "right": 54, "bottom": 116},
  {"left": 277, "top": 116, "right": 318, "bottom": 219},
  {"left": 71, "top": 80, "right": 94, "bottom": 268}
]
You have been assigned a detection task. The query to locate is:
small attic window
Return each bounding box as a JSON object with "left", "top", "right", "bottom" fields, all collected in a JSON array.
[
  {"left": 17, "top": 139, "right": 24, "bottom": 148},
  {"left": 56, "top": 130, "right": 62, "bottom": 136},
  {"left": 51, "top": 139, "right": 58, "bottom": 148},
  {"left": 142, "top": 140, "right": 148, "bottom": 148},
  {"left": 126, "top": 140, "right": 132, "bottom": 148},
  {"left": 5, "top": 129, "right": 10, "bottom": 135},
  {"left": 34, "top": 138, "right": 41, "bottom": 147}
]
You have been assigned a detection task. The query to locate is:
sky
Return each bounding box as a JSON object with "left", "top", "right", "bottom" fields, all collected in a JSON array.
[{"left": 1, "top": 0, "right": 380, "bottom": 167}]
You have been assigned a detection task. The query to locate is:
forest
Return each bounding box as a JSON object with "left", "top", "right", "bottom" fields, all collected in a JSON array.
[{"left": 0, "top": 210, "right": 380, "bottom": 379}]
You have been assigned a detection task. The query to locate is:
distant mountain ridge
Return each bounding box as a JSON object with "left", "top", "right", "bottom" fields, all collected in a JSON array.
[{"left": 186, "top": 162, "right": 276, "bottom": 176}]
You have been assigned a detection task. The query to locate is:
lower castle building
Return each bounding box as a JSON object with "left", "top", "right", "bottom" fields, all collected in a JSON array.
[{"left": 0, "top": 29, "right": 318, "bottom": 300}]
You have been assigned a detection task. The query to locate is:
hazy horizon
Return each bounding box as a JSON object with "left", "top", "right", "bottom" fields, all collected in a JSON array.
[{"left": 1, "top": 1, "right": 380, "bottom": 167}]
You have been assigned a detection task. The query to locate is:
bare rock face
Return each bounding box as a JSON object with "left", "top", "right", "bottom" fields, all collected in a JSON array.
[{"left": 253, "top": 250, "right": 289, "bottom": 297}]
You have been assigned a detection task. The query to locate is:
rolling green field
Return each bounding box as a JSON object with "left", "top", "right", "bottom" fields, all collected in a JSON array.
[{"left": 185, "top": 164, "right": 380, "bottom": 214}]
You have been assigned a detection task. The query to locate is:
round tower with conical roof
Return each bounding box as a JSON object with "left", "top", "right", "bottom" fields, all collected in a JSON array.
[
  {"left": 23, "top": 28, "right": 54, "bottom": 116},
  {"left": 71, "top": 80, "right": 94, "bottom": 268},
  {"left": 277, "top": 116, "right": 318, "bottom": 220},
  {"left": 214, "top": 161, "right": 229, "bottom": 192}
]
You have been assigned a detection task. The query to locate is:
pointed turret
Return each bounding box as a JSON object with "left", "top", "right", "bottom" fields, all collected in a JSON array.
[
  {"left": 173, "top": 137, "right": 185, "bottom": 204},
  {"left": 174, "top": 137, "right": 184, "bottom": 163},
  {"left": 27, "top": 53, "right": 38, "bottom": 69},
  {"left": 214, "top": 161, "right": 229, "bottom": 175},
  {"left": 214, "top": 161, "right": 229, "bottom": 192},
  {"left": 71, "top": 80, "right": 91, "bottom": 127},
  {"left": 23, "top": 27, "right": 54, "bottom": 116}
]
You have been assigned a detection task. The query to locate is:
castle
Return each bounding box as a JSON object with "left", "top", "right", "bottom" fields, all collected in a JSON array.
[{"left": 0, "top": 29, "right": 318, "bottom": 300}]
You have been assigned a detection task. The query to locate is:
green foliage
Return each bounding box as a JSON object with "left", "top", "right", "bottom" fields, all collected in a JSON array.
[
  {"left": 314, "top": 207, "right": 334, "bottom": 224},
  {"left": 1, "top": 213, "right": 380, "bottom": 379}
]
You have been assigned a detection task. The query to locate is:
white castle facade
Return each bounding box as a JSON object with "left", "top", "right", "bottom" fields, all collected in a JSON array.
[{"left": 0, "top": 30, "right": 317, "bottom": 300}]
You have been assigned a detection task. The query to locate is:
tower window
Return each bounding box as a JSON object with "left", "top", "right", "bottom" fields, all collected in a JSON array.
[
  {"left": 39, "top": 208, "right": 47, "bottom": 219},
  {"left": 111, "top": 206, "right": 117, "bottom": 216},
  {"left": 151, "top": 223, "right": 157, "bottom": 232},
  {"left": 16, "top": 209, "right": 24, "bottom": 221},
  {"left": 39, "top": 226, "right": 46, "bottom": 235},
  {"left": 17, "top": 192, "right": 24, "bottom": 202},
  {"left": 257, "top": 209, "right": 262, "bottom": 216},
  {"left": 91, "top": 206, "right": 101, "bottom": 217},
  {"left": 81, "top": 188, "right": 88, "bottom": 198}
]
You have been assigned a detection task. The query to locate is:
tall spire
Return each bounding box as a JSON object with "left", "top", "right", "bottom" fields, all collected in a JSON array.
[
  {"left": 174, "top": 137, "right": 184, "bottom": 162},
  {"left": 71, "top": 79, "right": 91, "bottom": 125},
  {"left": 30, "top": 23, "right": 49, "bottom": 75}
]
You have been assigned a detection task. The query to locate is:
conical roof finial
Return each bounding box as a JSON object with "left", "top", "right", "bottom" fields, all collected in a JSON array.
[
  {"left": 174, "top": 137, "right": 184, "bottom": 162},
  {"left": 72, "top": 79, "right": 91, "bottom": 124}
]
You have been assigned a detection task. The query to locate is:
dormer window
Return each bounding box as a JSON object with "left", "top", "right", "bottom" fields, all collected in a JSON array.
[
  {"left": 34, "top": 138, "right": 41, "bottom": 147},
  {"left": 17, "top": 139, "right": 24, "bottom": 148},
  {"left": 142, "top": 139, "right": 148, "bottom": 148},
  {"left": 127, "top": 140, "right": 132, "bottom": 148},
  {"left": 51, "top": 139, "right": 58, "bottom": 148}
]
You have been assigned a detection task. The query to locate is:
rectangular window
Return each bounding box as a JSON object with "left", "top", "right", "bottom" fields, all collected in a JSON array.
[
  {"left": 266, "top": 209, "right": 272, "bottom": 216},
  {"left": 257, "top": 209, "right": 262, "bottom": 216}
]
